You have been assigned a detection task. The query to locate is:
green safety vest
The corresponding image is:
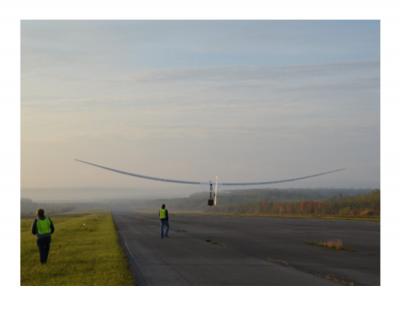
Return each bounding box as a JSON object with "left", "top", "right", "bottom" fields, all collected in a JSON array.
[
  {"left": 159, "top": 209, "right": 167, "bottom": 219},
  {"left": 37, "top": 217, "right": 51, "bottom": 235}
]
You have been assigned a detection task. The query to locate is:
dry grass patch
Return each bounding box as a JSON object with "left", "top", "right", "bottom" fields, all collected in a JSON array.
[{"left": 305, "top": 239, "right": 352, "bottom": 251}]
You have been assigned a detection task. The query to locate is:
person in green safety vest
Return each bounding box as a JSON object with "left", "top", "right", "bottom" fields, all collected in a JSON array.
[
  {"left": 159, "top": 204, "right": 169, "bottom": 239},
  {"left": 31, "top": 208, "right": 55, "bottom": 264}
]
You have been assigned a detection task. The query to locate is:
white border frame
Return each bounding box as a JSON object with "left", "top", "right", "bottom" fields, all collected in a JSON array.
[{"left": 1, "top": 1, "right": 399, "bottom": 308}]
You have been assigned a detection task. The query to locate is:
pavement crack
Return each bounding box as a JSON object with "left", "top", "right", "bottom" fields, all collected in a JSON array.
[
  {"left": 266, "top": 258, "right": 290, "bottom": 267},
  {"left": 205, "top": 238, "right": 225, "bottom": 247},
  {"left": 266, "top": 257, "right": 356, "bottom": 286}
]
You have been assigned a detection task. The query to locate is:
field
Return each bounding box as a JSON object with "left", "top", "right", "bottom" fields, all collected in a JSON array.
[
  {"left": 21, "top": 189, "right": 380, "bottom": 222},
  {"left": 206, "top": 189, "right": 380, "bottom": 220},
  {"left": 21, "top": 213, "right": 133, "bottom": 285}
]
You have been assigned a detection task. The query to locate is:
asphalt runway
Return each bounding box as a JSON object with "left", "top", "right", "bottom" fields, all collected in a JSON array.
[{"left": 113, "top": 212, "right": 380, "bottom": 286}]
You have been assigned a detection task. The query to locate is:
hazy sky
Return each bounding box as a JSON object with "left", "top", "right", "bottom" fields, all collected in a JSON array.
[{"left": 21, "top": 20, "right": 380, "bottom": 197}]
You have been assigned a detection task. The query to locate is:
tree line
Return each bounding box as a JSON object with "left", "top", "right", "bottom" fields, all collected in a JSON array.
[{"left": 207, "top": 190, "right": 380, "bottom": 218}]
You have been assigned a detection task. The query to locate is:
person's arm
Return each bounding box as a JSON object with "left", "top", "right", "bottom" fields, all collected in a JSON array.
[
  {"left": 49, "top": 217, "right": 55, "bottom": 234},
  {"left": 166, "top": 210, "right": 169, "bottom": 220},
  {"left": 31, "top": 219, "right": 37, "bottom": 235}
]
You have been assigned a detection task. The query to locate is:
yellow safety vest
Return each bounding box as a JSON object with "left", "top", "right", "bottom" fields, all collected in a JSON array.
[
  {"left": 159, "top": 209, "right": 167, "bottom": 219},
  {"left": 37, "top": 217, "right": 51, "bottom": 235}
]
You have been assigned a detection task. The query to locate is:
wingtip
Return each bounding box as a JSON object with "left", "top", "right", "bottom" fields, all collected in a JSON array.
[{"left": 332, "top": 168, "right": 346, "bottom": 173}]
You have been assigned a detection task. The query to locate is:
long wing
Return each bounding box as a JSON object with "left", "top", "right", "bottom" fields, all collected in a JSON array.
[
  {"left": 219, "top": 168, "right": 345, "bottom": 186},
  {"left": 75, "top": 159, "right": 208, "bottom": 185},
  {"left": 75, "top": 159, "right": 344, "bottom": 186}
]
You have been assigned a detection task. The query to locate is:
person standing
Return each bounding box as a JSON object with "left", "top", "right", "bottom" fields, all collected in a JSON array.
[
  {"left": 31, "top": 209, "right": 55, "bottom": 264},
  {"left": 159, "top": 204, "right": 169, "bottom": 239}
]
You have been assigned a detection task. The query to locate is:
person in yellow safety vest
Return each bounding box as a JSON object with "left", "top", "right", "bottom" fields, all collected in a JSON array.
[
  {"left": 159, "top": 204, "right": 169, "bottom": 239},
  {"left": 31, "top": 208, "right": 55, "bottom": 264}
]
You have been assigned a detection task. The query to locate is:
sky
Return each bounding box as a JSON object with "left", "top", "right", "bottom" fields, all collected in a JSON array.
[{"left": 21, "top": 20, "right": 380, "bottom": 199}]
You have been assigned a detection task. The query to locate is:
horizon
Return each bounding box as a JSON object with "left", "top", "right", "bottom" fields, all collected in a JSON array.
[{"left": 21, "top": 186, "right": 379, "bottom": 203}]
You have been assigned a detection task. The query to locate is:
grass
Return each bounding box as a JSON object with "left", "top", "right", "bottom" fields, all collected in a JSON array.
[
  {"left": 305, "top": 239, "right": 353, "bottom": 251},
  {"left": 255, "top": 214, "right": 380, "bottom": 223},
  {"left": 198, "top": 211, "right": 379, "bottom": 222},
  {"left": 21, "top": 212, "right": 134, "bottom": 286},
  {"left": 174, "top": 211, "right": 380, "bottom": 225}
]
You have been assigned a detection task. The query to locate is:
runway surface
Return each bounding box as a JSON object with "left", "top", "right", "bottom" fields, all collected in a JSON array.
[{"left": 113, "top": 212, "right": 380, "bottom": 286}]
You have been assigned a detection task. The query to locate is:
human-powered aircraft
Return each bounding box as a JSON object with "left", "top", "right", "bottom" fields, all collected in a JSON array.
[{"left": 75, "top": 159, "right": 345, "bottom": 206}]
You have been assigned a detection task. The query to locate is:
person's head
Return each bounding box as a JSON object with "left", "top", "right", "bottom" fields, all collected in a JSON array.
[
  {"left": 161, "top": 204, "right": 166, "bottom": 209},
  {"left": 36, "top": 208, "right": 45, "bottom": 218}
]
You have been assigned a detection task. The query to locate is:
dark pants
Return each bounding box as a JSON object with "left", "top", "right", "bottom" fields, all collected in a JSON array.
[
  {"left": 37, "top": 236, "right": 51, "bottom": 264},
  {"left": 160, "top": 219, "right": 169, "bottom": 238}
]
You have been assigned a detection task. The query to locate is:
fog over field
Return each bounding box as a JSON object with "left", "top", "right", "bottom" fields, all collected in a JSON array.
[{"left": 21, "top": 187, "right": 379, "bottom": 219}]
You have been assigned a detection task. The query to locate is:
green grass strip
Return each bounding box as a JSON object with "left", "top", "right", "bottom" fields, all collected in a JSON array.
[{"left": 21, "top": 213, "right": 134, "bottom": 286}]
